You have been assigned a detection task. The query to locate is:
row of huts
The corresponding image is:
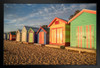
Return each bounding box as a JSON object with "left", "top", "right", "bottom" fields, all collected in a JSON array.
[
  {"left": 4, "top": 31, "right": 16, "bottom": 41},
  {"left": 4, "top": 9, "right": 96, "bottom": 49},
  {"left": 4, "top": 26, "right": 50, "bottom": 44}
]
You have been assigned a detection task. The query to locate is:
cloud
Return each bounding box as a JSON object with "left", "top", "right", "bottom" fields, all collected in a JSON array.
[
  {"left": 79, "top": 4, "right": 96, "bottom": 10},
  {"left": 44, "top": 7, "right": 49, "bottom": 13},
  {"left": 27, "top": 4, "right": 32, "bottom": 6},
  {"left": 16, "top": 4, "right": 96, "bottom": 22},
  {"left": 4, "top": 4, "right": 96, "bottom": 32},
  {"left": 4, "top": 4, "right": 9, "bottom": 8},
  {"left": 4, "top": 4, "right": 13, "bottom": 8},
  {"left": 39, "top": 11, "right": 43, "bottom": 14},
  {"left": 51, "top": 5, "right": 55, "bottom": 9}
]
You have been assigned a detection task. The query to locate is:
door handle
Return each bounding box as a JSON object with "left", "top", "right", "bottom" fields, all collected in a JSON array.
[
  {"left": 83, "top": 36, "right": 86, "bottom": 39},
  {"left": 92, "top": 36, "right": 94, "bottom": 38}
]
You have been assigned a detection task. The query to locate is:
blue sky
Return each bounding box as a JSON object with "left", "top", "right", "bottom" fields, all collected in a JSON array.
[{"left": 4, "top": 4, "right": 96, "bottom": 33}]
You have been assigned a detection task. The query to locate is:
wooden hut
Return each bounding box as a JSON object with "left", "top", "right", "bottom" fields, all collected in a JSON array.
[
  {"left": 22, "top": 26, "right": 38, "bottom": 43},
  {"left": 9, "top": 31, "right": 16, "bottom": 41},
  {"left": 68, "top": 9, "right": 96, "bottom": 49},
  {"left": 36, "top": 26, "right": 49, "bottom": 44},
  {"left": 48, "top": 17, "right": 70, "bottom": 46},
  {"left": 7, "top": 32, "right": 10, "bottom": 40},
  {"left": 16, "top": 29, "right": 22, "bottom": 42},
  {"left": 4, "top": 33, "right": 7, "bottom": 40},
  {"left": 28, "top": 27, "right": 39, "bottom": 43}
]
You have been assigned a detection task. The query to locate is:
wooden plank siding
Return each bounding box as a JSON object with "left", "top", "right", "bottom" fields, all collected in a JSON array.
[
  {"left": 69, "top": 9, "right": 96, "bottom": 49},
  {"left": 48, "top": 17, "right": 70, "bottom": 46}
]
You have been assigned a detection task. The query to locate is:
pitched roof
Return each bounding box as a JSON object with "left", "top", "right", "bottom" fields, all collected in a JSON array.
[
  {"left": 4, "top": 33, "right": 7, "bottom": 34},
  {"left": 43, "top": 28, "right": 49, "bottom": 32},
  {"left": 36, "top": 26, "right": 50, "bottom": 34},
  {"left": 7, "top": 32, "right": 10, "bottom": 34},
  {"left": 30, "top": 27, "right": 39, "bottom": 32},
  {"left": 24, "top": 26, "right": 39, "bottom": 31},
  {"left": 68, "top": 9, "right": 96, "bottom": 23},
  {"left": 10, "top": 31, "right": 16, "bottom": 35},
  {"left": 17, "top": 29, "right": 22, "bottom": 33},
  {"left": 48, "top": 17, "right": 68, "bottom": 27}
]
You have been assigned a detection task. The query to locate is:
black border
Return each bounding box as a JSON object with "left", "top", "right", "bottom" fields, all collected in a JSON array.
[{"left": 1, "top": 0, "right": 99, "bottom": 68}]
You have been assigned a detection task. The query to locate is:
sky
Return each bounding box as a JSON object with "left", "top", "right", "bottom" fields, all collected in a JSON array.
[{"left": 4, "top": 4, "right": 96, "bottom": 33}]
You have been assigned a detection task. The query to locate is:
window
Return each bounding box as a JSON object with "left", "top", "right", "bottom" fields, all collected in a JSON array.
[{"left": 55, "top": 21, "right": 59, "bottom": 24}]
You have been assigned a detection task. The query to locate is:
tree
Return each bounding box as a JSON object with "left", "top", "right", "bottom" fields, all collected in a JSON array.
[
  {"left": 74, "top": 10, "right": 80, "bottom": 15},
  {"left": 69, "top": 10, "right": 80, "bottom": 20},
  {"left": 41, "top": 25, "right": 48, "bottom": 28}
]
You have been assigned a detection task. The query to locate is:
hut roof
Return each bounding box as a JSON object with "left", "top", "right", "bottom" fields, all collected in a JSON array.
[
  {"left": 24, "top": 26, "right": 39, "bottom": 31},
  {"left": 4, "top": 33, "right": 7, "bottom": 34},
  {"left": 7, "top": 32, "right": 10, "bottom": 34},
  {"left": 10, "top": 32, "right": 16, "bottom": 35},
  {"left": 31, "top": 28, "right": 39, "bottom": 32},
  {"left": 36, "top": 26, "right": 49, "bottom": 34},
  {"left": 42, "top": 27, "right": 49, "bottom": 32},
  {"left": 48, "top": 17, "right": 68, "bottom": 27},
  {"left": 57, "top": 17, "right": 68, "bottom": 22},
  {"left": 68, "top": 9, "right": 96, "bottom": 23},
  {"left": 17, "top": 29, "right": 22, "bottom": 33}
]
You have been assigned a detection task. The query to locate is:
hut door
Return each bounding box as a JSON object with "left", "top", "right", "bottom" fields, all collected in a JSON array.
[
  {"left": 7, "top": 34, "right": 9, "bottom": 39},
  {"left": 29, "top": 33, "right": 33, "bottom": 43},
  {"left": 16, "top": 33, "right": 18, "bottom": 41},
  {"left": 76, "top": 25, "right": 94, "bottom": 49},
  {"left": 86, "top": 25, "right": 94, "bottom": 49},
  {"left": 39, "top": 32, "right": 44, "bottom": 44},
  {"left": 20, "top": 33, "right": 22, "bottom": 41},
  {"left": 51, "top": 29, "right": 56, "bottom": 43},
  {"left": 22, "top": 32, "right": 26, "bottom": 42},
  {"left": 57, "top": 28, "right": 63, "bottom": 44},
  {"left": 10, "top": 34, "right": 12, "bottom": 40},
  {"left": 17, "top": 33, "right": 20, "bottom": 41},
  {"left": 4, "top": 34, "right": 5, "bottom": 40},
  {"left": 51, "top": 28, "right": 63, "bottom": 44}
]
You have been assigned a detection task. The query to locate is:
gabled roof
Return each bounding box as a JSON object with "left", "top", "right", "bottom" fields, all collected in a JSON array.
[
  {"left": 68, "top": 9, "right": 96, "bottom": 23},
  {"left": 7, "top": 32, "right": 10, "bottom": 34},
  {"left": 48, "top": 17, "right": 68, "bottom": 27},
  {"left": 24, "top": 26, "right": 39, "bottom": 31},
  {"left": 17, "top": 29, "right": 22, "bottom": 33},
  {"left": 10, "top": 31, "right": 16, "bottom": 35},
  {"left": 18, "top": 29, "right": 22, "bottom": 32},
  {"left": 31, "top": 28, "right": 39, "bottom": 32},
  {"left": 43, "top": 28, "right": 49, "bottom": 32},
  {"left": 36, "top": 26, "right": 49, "bottom": 34},
  {"left": 4, "top": 33, "right": 7, "bottom": 34},
  {"left": 28, "top": 27, "right": 39, "bottom": 33}
]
